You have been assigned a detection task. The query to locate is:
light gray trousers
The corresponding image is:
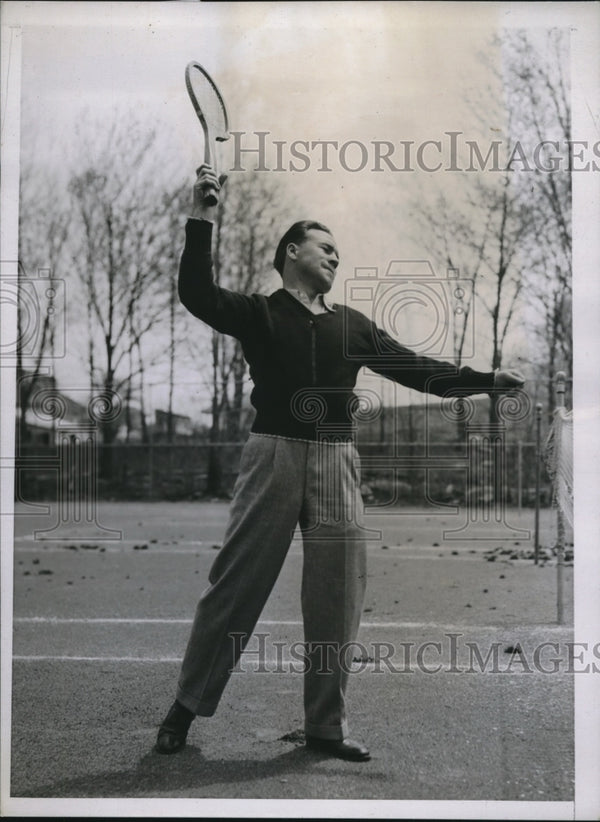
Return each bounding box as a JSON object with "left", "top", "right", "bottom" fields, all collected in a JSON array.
[{"left": 176, "top": 433, "right": 367, "bottom": 740}]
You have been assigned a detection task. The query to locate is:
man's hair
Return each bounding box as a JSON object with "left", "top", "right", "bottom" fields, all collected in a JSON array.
[{"left": 273, "top": 220, "right": 332, "bottom": 276}]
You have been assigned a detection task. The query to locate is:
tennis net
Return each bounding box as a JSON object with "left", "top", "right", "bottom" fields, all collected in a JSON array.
[{"left": 544, "top": 406, "right": 573, "bottom": 528}]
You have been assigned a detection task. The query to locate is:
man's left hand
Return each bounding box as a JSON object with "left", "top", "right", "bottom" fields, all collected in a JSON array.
[{"left": 494, "top": 369, "right": 526, "bottom": 393}]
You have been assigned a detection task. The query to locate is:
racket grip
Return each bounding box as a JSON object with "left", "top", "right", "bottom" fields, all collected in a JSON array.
[{"left": 202, "top": 185, "right": 219, "bottom": 206}]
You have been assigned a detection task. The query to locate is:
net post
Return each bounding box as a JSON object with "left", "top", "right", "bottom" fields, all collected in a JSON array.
[
  {"left": 555, "top": 371, "right": 566, "bottom": 625},
  {"left": 534, "top": 403, "right": 543, "bottom": 565}
]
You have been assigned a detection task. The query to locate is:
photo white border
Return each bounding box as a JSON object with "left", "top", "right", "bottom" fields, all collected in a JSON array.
[{"left": 1, "top": 2, "right": 598, "bottom": 818}]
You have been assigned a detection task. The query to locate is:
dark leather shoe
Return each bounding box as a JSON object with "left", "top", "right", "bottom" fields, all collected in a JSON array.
[
  {"left": 155, "top": 701, "right": 194, "bottom": 755},
  {"left": 305, "top": 735, "right": 371, "bottom": 761},
  {"left": 156, "top": 727, "right": 187, "bottom": 755}
]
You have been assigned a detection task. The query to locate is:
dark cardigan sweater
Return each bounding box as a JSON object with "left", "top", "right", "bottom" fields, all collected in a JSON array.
[{"left": 179, "top": 219, "right": 495, "bottom": 441}]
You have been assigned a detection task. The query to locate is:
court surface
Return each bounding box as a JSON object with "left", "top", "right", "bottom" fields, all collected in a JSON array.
[{"left": 7, "top": 500, "right": 573, "bottom": 806}]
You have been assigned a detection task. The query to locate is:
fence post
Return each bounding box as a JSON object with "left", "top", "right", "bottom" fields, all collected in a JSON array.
[
  {"left": 555, "top": 371, "right": 566, "bottom": 625},
  {"left": 534, "top": 404, "right": 542, "bottom": 565}
]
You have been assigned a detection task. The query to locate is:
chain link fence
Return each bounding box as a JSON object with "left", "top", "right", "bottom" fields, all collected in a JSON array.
[{"left": 15, "top": 439, "right": 551, "bottom": 507}]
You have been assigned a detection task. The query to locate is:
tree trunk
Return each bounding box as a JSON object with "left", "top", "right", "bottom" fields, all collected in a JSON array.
[{"left": 136, "top": 340, "right": 149, "bottom": 445}]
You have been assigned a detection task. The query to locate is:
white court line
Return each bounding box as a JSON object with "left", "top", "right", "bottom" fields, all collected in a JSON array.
[
  {"left": 13, "top": 655, "right": 182, "bottom": 662},
  {"left": 13, "top": 617, "right": 571, "bottom": 632},
  {"left": 14, "top": 617, "right": 194, "bottom": 624}
]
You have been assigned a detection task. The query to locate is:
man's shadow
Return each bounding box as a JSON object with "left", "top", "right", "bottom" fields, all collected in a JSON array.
[{"left": 21, "top": 741, "right": 374, "bottom": 798}]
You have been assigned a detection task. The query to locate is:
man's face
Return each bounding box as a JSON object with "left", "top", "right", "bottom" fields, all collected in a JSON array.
[{"left": 291, "top": 229, "right": 339, "bottom": 294}]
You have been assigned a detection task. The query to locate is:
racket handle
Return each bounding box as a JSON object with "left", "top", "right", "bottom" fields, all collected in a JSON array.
[
  {"left": 201, "top": 140, "right": 218, "bottom": 205},
  {"left": 196, "top": 166, "right": 219, "bottom": 205},
  {"left": 202, "top": 186, "right": 219, "bottom": 206}
]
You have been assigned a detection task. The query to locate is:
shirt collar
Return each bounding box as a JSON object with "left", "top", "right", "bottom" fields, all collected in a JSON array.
[{"left": 284, "top": 287, "right": 336, "bottom": 314}]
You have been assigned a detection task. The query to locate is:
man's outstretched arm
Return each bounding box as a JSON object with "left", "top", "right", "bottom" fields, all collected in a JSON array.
[{"left": 359, "top": 319, "right": 524, "bottom": 396}]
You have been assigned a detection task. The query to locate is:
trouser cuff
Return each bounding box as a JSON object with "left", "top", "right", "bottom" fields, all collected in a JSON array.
[
  {"left": 176, "top": 687, "right": 217, "bottom": 717},
  {"left": 304, "top": 720, "right": 348, "bottom": 741}
]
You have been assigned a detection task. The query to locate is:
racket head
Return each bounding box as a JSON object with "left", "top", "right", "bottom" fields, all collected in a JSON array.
[{"left": 185, "top": 61, "right": 230, "bottom": 145}]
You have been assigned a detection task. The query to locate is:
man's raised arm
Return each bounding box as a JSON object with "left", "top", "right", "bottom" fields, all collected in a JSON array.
[{"left": 178, "top": 164, "right": 256, "bottom": 338}]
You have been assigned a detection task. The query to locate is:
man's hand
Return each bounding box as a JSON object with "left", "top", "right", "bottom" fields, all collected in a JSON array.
[
  {"left": 494, "top": 369, "right": 526, "bottom": 393},
  {"left": 190, "top": 164, "right": 228, "bottom": 222}
]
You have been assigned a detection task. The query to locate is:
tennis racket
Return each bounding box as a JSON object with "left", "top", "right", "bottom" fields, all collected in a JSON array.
[{"left": 185, "top": 61, "right": 230, "bottom": 205}]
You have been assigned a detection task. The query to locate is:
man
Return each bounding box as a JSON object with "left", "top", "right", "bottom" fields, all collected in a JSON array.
[{"left": 156, "top": 164, "right": 525, "bottom": 761}]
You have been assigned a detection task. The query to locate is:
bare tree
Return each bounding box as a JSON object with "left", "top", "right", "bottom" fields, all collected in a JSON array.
[
  {"left": 17, "top": 165, "right": 70, "bottom": 443},
  {"left": 67, "top": 115, "right": 185, "bottom": 446},
  {"left": 501, "top": 29, "right": 572, "bottom": 416},
  {"left": 411, "top": 189, "right": 490, "bottom": 439},
  {"left": 413, "top": 167, "right": 532, "bottom": 428},
  {"left": 412, "top": 30, "right": 571, "bottom": 427},
  {"left": 472, "top": 170, "right": 533, "bottom": 424},
  {"left": 156, "top": 182, "right": 196, "bottom": 443}
]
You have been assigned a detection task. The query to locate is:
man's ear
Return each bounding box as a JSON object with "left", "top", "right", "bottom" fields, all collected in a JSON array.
[{"left": 287, "top": 242, "right": 298, "bottom": 261}]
